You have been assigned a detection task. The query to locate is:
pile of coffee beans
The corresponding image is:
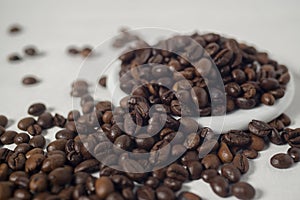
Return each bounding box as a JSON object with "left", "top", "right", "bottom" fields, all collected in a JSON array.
[{"left": 117, "top": 33, "right": 290, "bottom": 115}]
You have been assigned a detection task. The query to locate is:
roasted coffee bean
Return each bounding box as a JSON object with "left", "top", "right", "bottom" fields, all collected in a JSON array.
[
  {"left": 0, "top": 126, "right": 5, "bottom": 137},
  {"left": 184, "top": 133, "right": 200, "bottom": 150},
  {"left": 236, "top": 97, "right": 256, "bottom": 109},
  {"left": 243, "top": 149, "right": 258, "bottom": 159},
  {"left": 261, "top": 93, "right": 275, "bottom": 105},
  {"left": 225, "top": 82, "right": 241, "bottom": 98},
  {"left": 201, "top": 154, "right": 221, "bottom": 169},
  {"left": 106, "top": 192, "right": 124, "bottom": 200},
  {"left": 232, "top": 153, "right": 249, "bottom": 174},
  {"left": 47, "top": 138, "right": 67, "bottom": 152},
  {"left": 37, "top": 112, "right": 53, "bottom": 129},
  {"left": 22, "top": 76, "right": 38, "bottom": 85},
  {"left": 14, "top": 132, "right": 30, "bottom": 144},
  {"left": 218, "top": 142, "right": 233, "bottom": 163},
  {"left": 81, "top": 46, "right": 93, "bottom": 57},
  {"left": 250, "top": 134, "right": 265, "bottom": 151},
  {"left": 191, "top": 87, "right": 208, "bottom": 108},
  {"left": 25, "top": 153, "right": 45, "bottom": 173},
  {"left": 136, "top": 186, "right": 156, "bottom": 200},
  {"left": 28, "top": 103, "right": 46, "bottom": 116},
  {"left": 269, "top": 119, "right": 285, "bottom": 131},
  {"left": 232, "top": 69, "right": 246, "bottom": 84},
  {"left": 178, "top": 191, "right": 202, "bottom": 200},
  {"left": 67, "top": 110, "right": 81, "bottom": 121},
  {"left": 145, "top": 176, "right": 160, "bottom": 189},
  {"left": 24, "top": 46, "right": 38, "bottom": 56},
  {"left": 121, "top": 159, "right": 146, "bottom": 181},
  {"left": 48, "top": 166, "right": 72, "bottom": 186},
  {"left": 268, "top": 128, "right": 284, "bottom": 145},
  {"left": 1, "top": 130, "right": 17, "bottom": 144},
  {"left": 68, "top": 46, "right": 80, "bottom": 55},
  {"left": 9, "top": 24, "right": 22, "bottom": 33},
  {"left": 53, "top": 113, "right": 66, "bottom": 128},
  {"left": 248, "top": 120, "right": 272, "bottom": 137},
  {"left": 114, "top": 135, "right": 132, "bottom": 151},
  {"left": 9, "top": 171, "right": 27, "bottom": 182},
  {"left": 201, "top": 169, "right": 218, "bottom": 183},
  {"left": 95, "top": 177, "right": 114, "bottom": 199},
  {"left": 210, "top": 176, "right": 230, "bottom": 197},
  {"left": 278, "top": 113, "right": 291, "bottom": 126},
  {"left": 27, "top": 124, "right": 42, "bottom": 136},
  {"left": 18, "top": 117, "right": 36, "bottom": 131},
  {"left": 0, "top": 115, "right": 8, "bottom": 127},
  {"left": 111, "top": 174, "right": 134, "bottom": 190},
  {"left": 42, "top": 154, "right": 66, "bottom": 172},
  {"left": 156, "top": 185, "right": 176, "bottom": 200},
  {"left": 55, "top": 129, "right": 76, "bottom": 140},
  {"left": 261, "top": 78, "right": 279, "bottom": 91},
  {"left": 163, "top": 177, "right": 182, "bottom": 191},
  {"left": 8, "top": 53, "right": 22, "bottom": 62},
  {"left": 25, "top": 148, "right": 44, "bottom": 159},
  {"left": 232, "top": 182, "right": 255, "bottom": 200},
  {"left": 0, "top": 163, "right": 9, "bottom": 181},
  {"left": 29, "top": 135, "right": 46, "bottom": 148},
  {"left": 0, "top": 182, "right": 14, "bottom": 200},
  {"left": 98, "top": 76, "right": 107, "bottom": 87},
  {"left": 135, "top": 134, "right": 155, "bottom": 151},
  {"left": 221, "top": 164, "right": 241, "bottom": 183},
  {"left": 74, "top": 159, "right": 99, "bottom": 173},
  {"left": 166, "top": 163, "right": 189, "bottom": 182},
  {"left": 287, "top": 147, "right": 300, "bottom": 162},
  {"left": 8, "top": 152, "right": 26, "bottom": 170},
  {"left": 14, "top": 143, "right": 32, "bottom": 154},
  {"left": 30, "top": 173, "right": 48, "bottom": 193},
  {"left": 286, "top": 128, "right": 300, "bottom": 148},
  {"left": 186, "top": 161, "right": 203, "bottom": 180},
  {"left": 270, "top": 153, "right": 294, "bottom": 169},
  {"left": 241, "top": 82, "right": 256, "bottom": 99}
]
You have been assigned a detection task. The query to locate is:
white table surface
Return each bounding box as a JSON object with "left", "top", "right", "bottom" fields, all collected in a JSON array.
[{"left": 1, "top": 0, "right": 300, "bottom": 199}]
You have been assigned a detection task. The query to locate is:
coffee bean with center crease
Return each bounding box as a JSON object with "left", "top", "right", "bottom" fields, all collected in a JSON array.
[
  {"left": 42, "top": 153, "right": 66, "bottom": 172},
  {"left": 1, "top": 130, "right": 17, "bottom": 144},
  {"left": 248, "top": 120, "right": 272, "bottom": 137},
  {"left": 223, "top": 130, "right": 251, "bottom": 146},
  {"left": 37, "top": 112, "right": 53, "bottom": 129},
  {"left": 14, "top": 143, "right": 32, "bottom": 154},
  {"left": 166, "top": 163, "right": 189, "bottom": 182},
  {"left": 28, "top": 103, "right": 46, "bottom": 116},
  {"left": 14, "top": 133, "right": 30, "bottom": 144},
  {"left": 210, "top": 176, "right": 230, "bottom": 197},
  {"left": 29, "top": 135, "right": 46, "bottom": 148},
  {"left": 29, "top": 173, "right": 48, "bottom": 193},
  {"left": 47, "top": 138, "right": 67, "bottom": 152},
  {"left": 137, "top": 186, "right": 156, "bottom": 200},
  {"left": 261, "top": 93, "right": 275, "bottom": 105},
  {"left": 236, "top": 97, "right": 256, "bottom": 109},
  {"left": 27, "top": 124, "right": 42, "bottom": 136},
  {"left": 232, "top": 182, "right": 256, "bottom": 200},
  {"left": 53, "top": 113, "right": 66, "bottom": 128},
  {"left": 221, "top": 164, "right": 241, "bottom": 183},
  {"left": 0, "top": 115, "right": 8, "bottom": 127},
  {"left": 26, "top": 148, "right": 44, "bottom": 159},
  {"left": 184, "top": 133, "right": 200, "bottom": 150},
  {"left": 225, "top": 82, "right": 241, "bottom": 98},
  {"left": 95, "top": 177, "right": 115, "bottom": 199},
  {"left": 25, "top": 153, "right": 45, "bottom": 173},
  {"left": 232, "top": 153, "right": 249, "bottom": 174},
  {"left": 67, "top": 110, "right": 81, "bottom": 121},
  {"left": 156, "top": 185, "right": 176, "bottom": 200},
  {"left": 201, "top": 154, "right": 221, "bottom": 169},
  {"left": 270, "top": 153, "right": 294, "bottom": 169},
  {"left": 286, "top": 128, "right": 300, "bottom": 148},
  {"left": 8, "top": 152, "right": 26, "bottom": 170},
  {"left": 287, "top": 147, "right": 300, "bottom": 162},
  {"left": 178, "top": 191, "right": 202, "bottom": 200}
]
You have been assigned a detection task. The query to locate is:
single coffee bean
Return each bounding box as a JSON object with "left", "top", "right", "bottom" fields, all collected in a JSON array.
[
  {"left": 37, "top": 112, "right": 53, "bottom": 129},
  {"left": 184, "top": 133, "right": 200, "bottom": 150},
  {"left": 261, "top": 78, "right": 279, "bottom": 91},
  {"left": 22, "top": 76, "right": 38, "bottom": 85},
  {"left": 145, "top": 176, "right": 160, "bottom": 189},
  {"left": 9, "top": 171, "right": 27, "bottom": 183},
  {"left": 278, "top": 113, "right": 291, "bottom": 126},
  {"left": 26, "top": 148, "right": 44, "bottom": 159},
  {"left": 53, "top": 113, "right": 66, "bottom": 128},
  {"left": 163, "top": 177, "right": 182, "bottom": 191},
  {"left": 8, "top": 152, "right": 26, "bottom": 170},
  {"left": 270, "top": 153, "right": 294, "bottom": 169},
  {"left": 221, "top": 164, "right": 241, "bottom": 183},
  {"left": 0, "top": 182, "right": 14, "bottom": 200},
  {"left": 186, "top": 161, "right": 203, "bottom": 180},
  {"left": 286, "top": 147, "right": 300, "bottom": 163},
  {"left": 99, "top": 76, "right": 107, "bottom": 87},
  {"left": 156, "top": 185, "right": 176, "bottom": 200},
  {"left": 210, "top": 176, "right": 230, "bottom": 197},
  {"left": 166, "top": 163, "right": 189, "bottom": 182},
  {"left": 81, "top": 46, "right": 93, "bottom": 57},
  {"left": 29, "top": 135, "right": 46, "bottom": 148},
  {"left": 243, "top": 149, "right": 258, "bottom": 159},
  {"left": 14, "top": 133, "right": 30, "bottom": 144},
  {"left": 225, "top": 82, "right": 241, "bottom": 98},
  {"left": 74, "top": 159, "right": 99, "bottom": 173},
  {"left": 218, "top": 142, "right": 233, "bottom": 163},
  {"left": 250, "top": 134, "right": 265, "bottom": 151},
  {"left": 0, "top": 163, "right": 9, "bottom": 181},
  {"left": 0, "top": 126, "right": 5, "bottom": 137},
  {"left": 236, "top": 97, "right": 256, "bottom": 109},
  {"left": 201, "top": 154, "right": 221, "bottom": 169},
  {"left": 178, "top": 191, "right": 202, "bottom": 200},
  {"left": 95, "top": 177, "right": 114, "bottom": 199},
  {"left": 14, "top": 143, "right": 32, "bottom": 154},
  {"left": 55, "top": 129, "right": 76, "bottom": 140},
  {"left": 9, "top": 24, "right": 22, "bottom": 33},
  {"left": 232, "top": 153, "right": 249, "bottom": 174},
  {"left": 28, "top": 103, "right": 46, "bottom": 116},
  {"left": 223, "top": 130, "right": 251, "bottom": 146},
  {"left": 29, "top": 173, "right": 48, "bottom": 193},
  {"left": 24, "top": 46, "right": 38, "bottom": 56},
  {"left": 111, "top": 174, "right": 134, "bottom": 190},
  {"left": 0, "top": 115, "right": 8, "bottom": 127},
  {"left": 25, "top": 153, "right": 45, "bottom": 173},
  {"left": 261, "top": 93, "right": 275, "bottom": 105},
  {"left": 232, "top": 182, "right": 255, "bottom": 200},
  {"left": 248, "top": 120, "right": 272, "bottom": 137},
  {"left": 48, "top": 166, "right": 72, "bottom": 186},
  {"left": 201, "top": 169, "right": 218, "bottom": 183},
  {"left": 8, "top": 53, "right": 22, "bottom": 62},
  {"left": 27, "top": 124, "right": 43, "bottom": 136},
  {"left": 42, "top": 154, "right": 66, "bottom": 172},
  {"left": 1, "top": 130, "right": 17, "bottom": 144},
  {"left": 18, "top": 117, "right": 36, "bottom": 131},
  {"left": 67, "top": 46, "right": 80, "bottom": 55},
  {"left": 136, "top": 186, "right": 156, "bottom": 200}
]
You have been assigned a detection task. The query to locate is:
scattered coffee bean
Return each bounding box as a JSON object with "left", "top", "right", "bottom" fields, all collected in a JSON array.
[
  {"left": 232, "top": 182, "right": 255, "bottom": 200},
  {"left": 22, "top": 76, "right": 39, "bottom": 85},
  {"left": 17, "top": 117, "right": 36, "bottom": 131},
  {"left": 24, "top": 46, "right": 38, "bottom": 56},
  {"left": 270, "top": 153, "right": 294, "bottom": 169},
  {"left": 37, "top": 112, "right": 53, "bottom": 129},
  {"left": 210, "top": 176, "right": 230, "bottom": 197},
  {"left": 9, "top": 24, "right": 22, "bottom": 34},
  {"left": 81, "top": 46, "right": 93, "bottom": 57},
  {"left": 99, "top": 76, "right": 107, "bottom": 87},
  {"left": 221, "top": 164, "right": 241, "bottom": 183},
  {"left": 27, "top": 124, "right": 42, "bottom": 136},
  {"left": 8, "top": 53, "right": 22, "bottom": 62},
  {"left": 67, "top": 46, "right": 80, "bottom": 55},
  {"left": 28, "top": 103, "right": 46, "bottom": 116},
  {"left": 29, "top": 135, "right": 46, "bottom": 148}
]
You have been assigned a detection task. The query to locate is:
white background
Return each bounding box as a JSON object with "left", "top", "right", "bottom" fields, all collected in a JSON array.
[{"left": 1, "top": 0, "right": 300, "bottom": 199}]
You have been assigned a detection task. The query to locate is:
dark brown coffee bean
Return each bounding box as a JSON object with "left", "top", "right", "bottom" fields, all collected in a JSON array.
[
  {"left": 184, "top": 133, "right": 200, "bottom": 150},
  {"left": 67, "top": 110, "right": 81, "bottom": 121},
  {"left": 14, "top": 143, "right": 32, "bottom": 154},
  {"left": 0, "top": 182, "right": 14, "bottom": 200},
  {"left": 261, "top": 78, "right": 279, "bottom": 91},
  {"left": 22, "top": 76, "right": 39, "bottom": 85},
  {"left": 53, "top": 113, "right": 66, "bottom": 128},
  {"left": 9, "top": 24, "right": 22, "bottom": 33},
  {"left": 178, "top": 191, "right": 202, "bottom": 200},
  {"left": 201, "top": 169, "right": 218, "bottom": 183},
  {"left": 0, "top": 115, "right": 8, "bottom": 127},
  {"left": 0, "top": 126, "right": 5, "bottom": 137},
  {"left": 186, "top": 161, "right": 203, "bottom": 180},
  {"left": 27, "top": 124, "right": 42, "bottom": 136},
  {"left": 145, "top": 176, "right": 160, "bottom": 189},
  {"left": 47, "top": 139, "right": 67, "bottom": 152},
  {"left": 95, "top": 177, "right": 114, "bottom": 199},
  {"left": 42, "top": 154, "right": 66, "bottom": 172},
  {"left": 248, "top": 120, "right": 272, "bottom": 137},
  {"left": 232, "top": 182, "right": 255, "bottom": 200},
  {"left": 221, "top": 164, "right": 241, "bottom": 183},
  {"left": 122, "top": 188, "right": 135, "bottom": 200},
  {"left": 261, "top": 93, "right": 275, "bottom": 105},
  {"left": 163, "top": 177, "right": 182, "bottom": 191},
  {"left": 166, "top": 163, "right": 189, "bottom": 182},
  {"left": 74, "top": 159, "right": 99, "bottom": 173},
  {"left": 223, "top": 130, "right": 251, "bottom": 147},
  {"left": 28, "top": 103, "right": 46, "bottom": 116},
  {"left": 278, "top": 113, "right": 291, "bottom": 126},
  {"left": 98, "top": 76, "right": 107, "bottom": 87},
  {"left": 217, "top": 142, "right": 233, "bottom": 163},
  {"left": 24, "top": 46, "right": 38, "bottom": 56},
  {"left": 241, "top": 82, "right": 256, "bottom": 99},
  {"left": 29, "top": 135, "right": 46, "bottom": 148},
  {"left": 0, "top": 163, "right": 9, "bottom": 181},
  {"left": 37, "top": 112, "right": 53, "bottom": 129},
  {"left": 135, "top": 134, "right": 155, "bottom": 151},
  {"left": 232, "top": 153, "right": 249, "bottom": 174},
  {"left": 201, "top": 154, "right": 221, "bottom": 169},
  {"left": 287, "top": 147, "right": 300, "bottom": 162},
  {"left": 225, "top": 82, "right": 241, "bottom": 98},
  {"left": 136, "top": 186, "right": 156, "bottom": 200},
  {"left": 106, "top": 192, "right": 124, "bottom": 200},
  {"left": 81, "top": 46, "right": 93, "bottom": 57},
  {"left": 8, "top": 53, "right": 22, "bottom": 62},
  {"left": 156, "top": 185, "right": 176, "bottom": 200},
  {"left": 30, "top": 173, "right": 48, "bottom": 193},
  {"left": 55, "top": 129, "right": 76, "bottom": 140},
  {"left": 236, "top": 97, "right": 256, "bottom": 109},
  {"left": 270, "top": 153, "right": 294, "bottom": 169},
  {"left": 14, "top": 133, "right": 30, "bottom": 144},
  {"left": 191, "top": 87, "right": 208, "bottom": 108},
  {"left": 8, "top": 152, "right": 26, "bottom": 170},
  {"left": 1, "top": 130, "right": 17, "bottom": 144},
  {"left": 18, "top": 117, "right": 36, "bottom": 131},
  {"left": 67, "top": 46, "right": 80, "bottom": 55},
  {"left": 48, "top": 166, "right": 72, "bottom": 186},
  {"left": 114, "top": 135, "right": 132, "bottom": 151},
  {"left": 286, "top": 128, "right": 300, "bottom": 148},
  {"left": 268, "top": 128, "right": 284, "bottom": 145},
  {"left": 232, "top": 69, "right": 246, "bottom": 84},
  {"left": 9, "top": 171, "right": 27, "bottom": 182},
  {"left": 26, "top": 148, "right": 44, "bottom": 159},
  {"left": 210, "top": 176, "right": 230, "bottom": 197},
  {"left": 243, "top": 149, "right": 258, "bottom": 159},
  {"left": 250, "top": 134, "right": 265, "bottom": 151},
  {"left": 214, "top": 48, "right": 233, "bottom": 67},
  {"left": 25, "top": 153, "right": 45, "bottom": 173}
]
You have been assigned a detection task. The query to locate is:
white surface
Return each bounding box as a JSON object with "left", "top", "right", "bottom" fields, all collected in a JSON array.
[{"left": 1, "top": 0, "right": 300, "bottom": 199}]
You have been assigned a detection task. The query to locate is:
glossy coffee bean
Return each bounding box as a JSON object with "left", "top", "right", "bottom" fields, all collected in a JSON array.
[
  {"left": 29, "top": 135, "right": 46, "bottom": 148},
  {"left": 210, "top": 176, "right": 230, "bottom": 197},
  {"left": 248, "top": 120, "right": 272, "bottom": 137},
  {"left": 232, "top": 153, "right": 249, "bottom": 174},
  {"left": 14, "top": 133, "right": 30, "bottom": 144},
  {"left": 136, "top": 186, "right": 156, "bottom": 200},
  {"left": 37, "top": 112, "right": 53, "bottom": 129},
  {"left": 1, "top": 130, "right": 17, "bottom": 144},
  {"left": 0, "top": 163, "right": 9, "bottom": 181},
  {"left": 201, "top": 154, "right": 221, "bottom": 169},
  {"left": 232, "top": 182, "right": 255, "bottom": 200},
  {"left": 95, "top": 177, "right": 114, "bottom": 199},
  {"left": 218, "top": 142, "right": 233, "bottom": 163},
  {"left": 250, "top": 134, "right": 265, "bottom": 151},
  {"left": 243, "top": 149, "right": 258, "bottom": 159},
  {"left": 186, "top": 161, "right": 203, "bottom": 180},
  {"left": 221, "top": 164, "right": 241, "bottom": 183},
  {"left": 29, "top": 173, "right": 48, "bottom": 193},
  {"left": 287, "top": 147, "right": 300, "bottom": 162},
  {"left": 8, "top": 152, "right": 26, "bottom": 170},
  {"left": 166, "top": 163, "right": 189, "bottom": 182},
  {"left": 25, "top": 153, "right": 45, "bottom": 173},
  {"left": 270, "top": 153, "right": 294, "bottom": 169},
  {"left": 178, "top": 191, "right": 202, "bottom": 200},
  {"left": 0, "top": 182, "right": 14, "bottom": 200},
  {"left": 0, "top": 115, "right": 8, "bottom": 127},
  {"left": 28, "top": 103, "right": 46, "bottom": 116},
  {"left": 201, "top": 169, "right": 218, "bottom": 183},
  {"left": 18, "top": 117, "right": 36, "bottom": 131},
  {"left": 156, "top": 186, "right": 176, "bottom": 200},
  {"left": 27, "top": 124, "right": 43, "bottom": 136}
]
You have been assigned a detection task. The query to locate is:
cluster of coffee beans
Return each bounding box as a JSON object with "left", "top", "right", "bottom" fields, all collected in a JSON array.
[
  {"left": 118, "top": 33, "right": 290, "bottom": 116},
  {"left": 67, "top": 46, "right": 93, "bottom": 58},
  {"left": 8, "top": 46, "right": 41, "bottom": 63}
]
